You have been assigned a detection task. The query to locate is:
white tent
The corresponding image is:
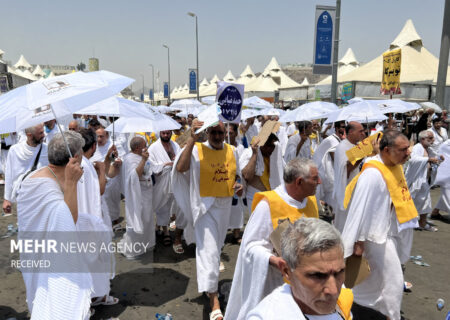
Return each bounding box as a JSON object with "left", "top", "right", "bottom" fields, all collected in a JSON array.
[
  {"left": 14, "top": 54, "right": 32, "bottom": 71},
  {"left": 263, "top": 57, "right": 300, "bottom": 89},
  {"left": 223, "top": 70, "right": 236, "bottom": 82},
  {"left": 236, "top": 65, "right": 256, "bottom": 85},
  {"left": 339, "top": 19, "right": 450, "bottom": 85},
  {"left": 199, "top": 77, "right": 209, "bottom": 88},
  {"left": 300, "top": 77, "right": 309, "bottom": 86},
  {"left": 316, "top": 48, "right": 360, "bottom": 85},
  {"left": 32, "top": 65, "right": 46, "bottom": 78},
  {"left": 200, "top": 74, "right": 220, "bottom": 97},
  {"left": 245, "top": 72, "right": 279, "bottom": 92}
]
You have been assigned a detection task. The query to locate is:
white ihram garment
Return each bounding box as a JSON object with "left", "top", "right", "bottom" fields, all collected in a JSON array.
[
  {"left": 171, "top": 141, "right": 240, "bottom": 293},
  {"left": 77, "top": 156, "right": 114, "bottom": 298},
  {"left": 239, "top": 143, "right": 284, "bottom": 209},
  {"left": 313, "top": 134, "right": 341, "bottom": 206},
  {"left": 148, "top": 139, "right": 181, "bottom": 226},
  {"left": 120, "top": 153, "right": 154, "bottom": 258},
  {"left": 225, "top": 184, "right": 307, "bottom": 320},
  {"left": 17, "top": 176, "right": 93, "bottom": 320},
  {"left": 404, "top": 143, "right": 431, "bottom": 214},
  {"left": 4, "top": 141, "right": 48, "bottom": 202},
  {"left": 342, "top": 156, "right": 418, "bottom": 320},
  {"left": 284, "top": 134, "right": 311, "bottom": 163},
  {"left": 332, "top": 139, "right": 358, "bottom": 232}
]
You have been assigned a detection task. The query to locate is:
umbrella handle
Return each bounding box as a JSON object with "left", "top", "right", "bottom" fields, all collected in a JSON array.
[{"left": 50, "top": 105, "right": 73, "bottom": 158}]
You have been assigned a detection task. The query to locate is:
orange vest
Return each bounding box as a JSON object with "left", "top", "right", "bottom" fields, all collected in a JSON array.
[{"left": 252, "top": 190, "right": 318, "bottom": 228}]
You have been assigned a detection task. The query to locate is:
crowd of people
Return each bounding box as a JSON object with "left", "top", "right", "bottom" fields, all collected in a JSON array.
[{"left": 0, "top": 105, "right": 449, "bottom": 320}]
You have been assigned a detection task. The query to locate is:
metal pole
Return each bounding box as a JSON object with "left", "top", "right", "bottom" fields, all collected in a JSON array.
[
  {"left": 330, "top": 0, "right": 341, "bottom": 104},
  {"left": 149, "top": 64, "right": 155, "bottom": 105},
  {"left": 195, "top": 15, "right": 199, "bottom": 101},
  {"left": 141, "top": 74, "right": 144, "bottom": 101},
  {"left": 188, "top": 12, "right": 200, "bottom": 101},
  {"left": 436, "top": 0, "right": 450, "bottom": 111}
]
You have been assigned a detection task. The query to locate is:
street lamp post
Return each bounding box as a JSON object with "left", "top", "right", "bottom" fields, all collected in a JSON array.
[
  {"left": 188, "top": 12, "right": 199, "bottom": 101},
  {"left": 163, "top": 44, "right": 171, "bottom": 104},
  {"left": 149, "top": 64, "right": 155, "bottom": 105},
  {"left": 140, "top": 74, "right": 144, "bottom": 102}
]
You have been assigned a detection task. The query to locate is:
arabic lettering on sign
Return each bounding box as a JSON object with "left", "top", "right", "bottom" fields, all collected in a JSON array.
[
  {"left": 218, "top": 85, "right": 243, "bottom": 122},
  {"left": 211, "top": 163, "right": 230, "bottom": 183}
]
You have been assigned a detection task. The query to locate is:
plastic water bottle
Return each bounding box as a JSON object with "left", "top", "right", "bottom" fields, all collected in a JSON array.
[
  {"left": 437, "top": 298, "right": 445, "bottom": 311},
  {"left": 155, "top": 313, "right": 173, "bottom": 320}
]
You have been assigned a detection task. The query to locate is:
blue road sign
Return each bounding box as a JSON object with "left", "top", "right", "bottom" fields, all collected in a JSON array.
[
  {"left": 163, "top": 82, "right": 169, "bottom": 98},
  {"left": 189, "top": 69, "right": 197, "bottom": 93}
]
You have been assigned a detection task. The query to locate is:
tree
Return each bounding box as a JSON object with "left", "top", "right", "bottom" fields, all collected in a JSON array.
[{"left": 76, "top": 62, "right": 86, "bottom": 71}]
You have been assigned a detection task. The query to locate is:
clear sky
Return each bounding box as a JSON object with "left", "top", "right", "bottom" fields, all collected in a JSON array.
[{"left": 1, "top": 0, "right": 445, "bottom": 92}]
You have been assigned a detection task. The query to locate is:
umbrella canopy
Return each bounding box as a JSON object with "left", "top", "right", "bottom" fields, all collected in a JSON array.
[
  {"left": 104, "top": 111, "right": 181, "bottom": 134},
  {"left": 241, "top": 108, "right": 267, "bottom": 120},
  {"left": 201, "top": 96, "right": 216, "bottom": 105},
  {"left": 325, "top": 101, "right": 388, "bottom": 124},
  {"left": 0, "top": 70, "right": 134, "bottom": 134},
  {"left": 170, "top": 98, "right": 203, "bottom": 108},
  {"left": 264, "top": 108, "right": 286, "bottom": 117},
  {"left": 279, "top": 101, "right": 338, "bottom": 122},
  {"left": 243, "top": 96, "right": 273, "bottom": 109},
  {"left": 377, "top": 99, "right": 421, "bottom": 114},
  {"left": 420, "top": 102, "right": 443, "bottom": 113},
  {"left": 77, "top": 97, "right": 155, "bottom": 118}
]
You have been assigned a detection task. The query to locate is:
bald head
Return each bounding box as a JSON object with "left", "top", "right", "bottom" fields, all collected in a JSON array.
[
  {"left": 130, "top": 136, "right": 146, "bottom": 154},
  {"left": 346, "top": 121, "right": 365, "bottom": 144},
  {"left": 68, "top": 120, "right": 80, "bottom": 132},
  {"left": 25, "top": 124, "right": 45, "bottom": 146},
  {"left": 95, "top": 127, "right": 109, "bottom": 147}
]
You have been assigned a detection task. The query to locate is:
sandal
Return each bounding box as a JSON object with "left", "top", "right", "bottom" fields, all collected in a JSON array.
[
  {"left": 92, "top": 295, "right": 119, "bottom": 306},
  {"left": 112, "top": 223, "right": 124, "bottom": 232},
  {"left": 423, "top": 224, "right": 438, "bottom": 232},
  {"left": 210, "top": 309, "right": 223, "bottom": 320},
  {"left": 163, "top": 234, "right": 172, "bottom": 246},
  {"left": 430, "top": 213, "right": 446, "bottom": 221},
  {"left": 173, "top": 243, "right": 184, "bottom": 254}
]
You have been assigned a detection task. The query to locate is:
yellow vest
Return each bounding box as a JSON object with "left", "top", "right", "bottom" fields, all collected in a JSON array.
[
  {"left": 171, "top": 133, "right": 179, "bottom": 142},
  {"left": 260, "top": 157, "right": 271, "bottom": 191},
  {"left": 344, "top": 160, "right": 418, "bottom": 224},
  {"left": 336, "top": 288, "right": 354, "bottom": 320},
  {"left": 197, "top": 142, "right": 237, "bottom": 197},
  {"left": 252, "top": 190, "right": 318, "bottom": 228},
  {"left": 136, "top": 132, "right": 157, "bottom": 145}
]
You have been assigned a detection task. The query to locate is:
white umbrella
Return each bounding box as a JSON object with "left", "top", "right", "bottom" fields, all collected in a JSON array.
[
  {"left": 176, "top": 105, "right": 207, "bottom": 118},
  {"left": 377, "top": 99, "right": 421, "bottom": 114},
  {"left": 201, "top": 96, "right": 216, "bottom": 105},
  {"left": 0, "top": 71, "right": 134, "bottom": 134},
  {"left": 77, "top": 97, "right": 155, "bottom": 118},
  {"left": 170, "top": 98, "right": 203, "bottom": 116},
  {"left": 241, "top": 108, "right": 267, "bottom": 120},
  {"left": 279, "top": 101, "right": 338, "bottom": 122},
  {"left": 264, "top": 108, "right": 286, "bottom": 117},
  {"left": 324, "top": 101, "right": 388, "bottom": 124},
  {"left": 243, "top": 96, "right": 273, "bottom": 109},
  {"left": 104, "top": 111, "right": 181, "bottom": 134},
  {"left": 421, "top": 102, "right": 443, "bottom": 113}
]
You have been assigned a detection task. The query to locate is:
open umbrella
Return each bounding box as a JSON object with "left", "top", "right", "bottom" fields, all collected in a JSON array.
[
  {"left": 201, "top": 96, "right": 216, "bottom": 105},
  {"left": 324, "top": 101, "right": 388, "bottom": 124},
  {"left": 104, "top": 110, "right": 181, "bottom": 134},
  {"left": 283, "top": 101, "right": 338, "bottom": 122},
  {"left": 377, "top": 99, "right": 421, "bottom": 114},
  {"left": 0, "top": 71, "right": 134, "bottom": 134},
  {"left": 420, "top": 102, "right": 443, "bottom": 113},
  {"left": 243, "top": 96, "right": 273, "bottom": 109},
  {"left": 279, "top": 101, "right": 338, "bottom": 122}
]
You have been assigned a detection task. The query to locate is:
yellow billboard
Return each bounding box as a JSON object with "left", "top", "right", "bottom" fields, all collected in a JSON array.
[{"left": 381, "top": 49, "right": 401, "bottom": 95}]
